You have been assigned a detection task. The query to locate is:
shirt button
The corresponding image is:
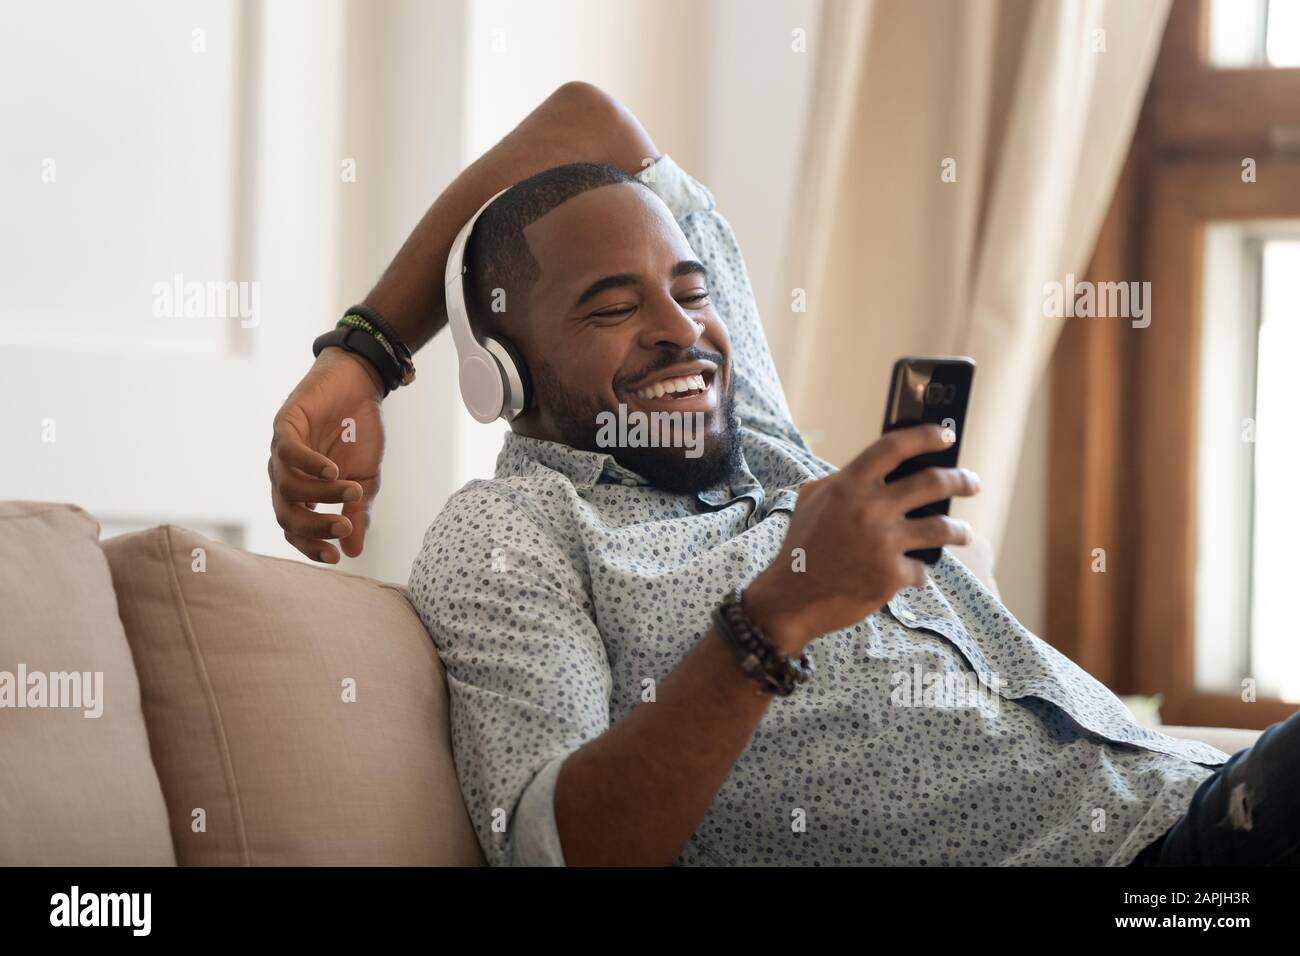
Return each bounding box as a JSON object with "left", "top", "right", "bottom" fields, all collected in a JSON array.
[
  {"left": 621, "top": 478, "right": 638, "bottom": 487},
  {"left": 896, "top": 607, "right": 917, "bottom": 625}
]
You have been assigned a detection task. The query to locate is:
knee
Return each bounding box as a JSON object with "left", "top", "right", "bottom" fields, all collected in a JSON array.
[{"left": 1217, "top": 712, "right": 1300, "bottom": 831}]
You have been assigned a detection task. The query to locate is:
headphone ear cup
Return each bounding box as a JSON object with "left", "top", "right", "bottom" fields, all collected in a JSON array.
[
  {"left": 458, "top": 352, "right": 507, "bottom": 423},
  {"left": 483, "top": 335, "right": 532, "bottom": 420}
]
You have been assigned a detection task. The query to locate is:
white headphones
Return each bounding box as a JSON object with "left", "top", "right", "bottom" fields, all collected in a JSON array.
[{"left": 444, "top": 187, "right": 532, "bottom": 423}]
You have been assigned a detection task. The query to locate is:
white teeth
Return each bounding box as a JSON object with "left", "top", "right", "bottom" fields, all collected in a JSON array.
[{"left": 633, "top": 372, "right": 710, "bottom": 400}]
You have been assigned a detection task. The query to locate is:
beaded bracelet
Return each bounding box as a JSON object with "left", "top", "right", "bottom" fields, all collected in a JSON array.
[
  {"left": 337, "top": 314, "right": 398, "bottom": 363},
  {"left": 711, "top": 587, "right": 815, "bottom": 696},
  {"left": 336, "top": 305, "right": 415, "bottom": 388}
]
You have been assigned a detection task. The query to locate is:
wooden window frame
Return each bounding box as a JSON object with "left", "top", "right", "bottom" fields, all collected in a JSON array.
[
  {"left": 1049, "top": 0, "right": 1300, "bottom": 729},
  {"left": 1138, "top": 159, "right": 1300, "bottom": 728}
]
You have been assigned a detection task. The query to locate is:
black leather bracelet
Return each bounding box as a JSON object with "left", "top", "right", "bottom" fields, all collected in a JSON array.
[
  {"left": 312, "top": 326, "right": 401, "bottom": 397},
  {"left": 711, "top": 587, "right": 814, "bottom": 696}
]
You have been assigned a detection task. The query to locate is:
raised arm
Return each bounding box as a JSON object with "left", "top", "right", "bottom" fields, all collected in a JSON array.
[
  {"left": 365, "top": 81, "right": 660, "bottom": 353},
  {"left": 268, "top": 83, "right": 659, "bottom": 562}
]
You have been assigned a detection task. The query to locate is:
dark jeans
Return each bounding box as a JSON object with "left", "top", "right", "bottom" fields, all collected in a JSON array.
[{"left": 1131, "top": 710, "right": 1300, "bottom": 865}]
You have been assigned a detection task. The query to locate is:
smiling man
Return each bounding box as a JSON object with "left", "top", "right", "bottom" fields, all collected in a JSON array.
[
  {"left": 271, "top": 82, "right": 1300, "bottom": 868},
  {"left": 406, "top": 154, "right": 1236, "bottom": 869},
  {"left": 460, "top": 161, "right": 741, "bottom": 493}
]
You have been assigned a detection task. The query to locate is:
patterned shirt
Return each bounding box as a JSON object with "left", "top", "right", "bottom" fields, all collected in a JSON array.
[{"left": 408, "top": 154, "right": 1228, "bottom": 866}]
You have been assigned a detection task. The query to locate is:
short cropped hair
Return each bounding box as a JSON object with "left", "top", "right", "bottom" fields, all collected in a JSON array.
[{"left": 463, "top": 161, "right": 645, "bottom": 335}]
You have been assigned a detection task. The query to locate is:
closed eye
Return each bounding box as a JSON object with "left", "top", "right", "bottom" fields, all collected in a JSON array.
[
  {"left": 589, "top": 305, "right": 635, "bottom": 320},
  {"left": 590, "top": 291, "right": 710, "bottom": 320}
]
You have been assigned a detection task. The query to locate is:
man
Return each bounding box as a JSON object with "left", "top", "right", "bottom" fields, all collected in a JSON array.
[{"left": 270, "top": 82, "right": 1298, "bottom": 866}]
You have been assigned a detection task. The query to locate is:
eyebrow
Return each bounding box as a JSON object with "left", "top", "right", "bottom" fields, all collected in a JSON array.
[{"left": 573, "top": 260, "right": 709, "bottom": 307}]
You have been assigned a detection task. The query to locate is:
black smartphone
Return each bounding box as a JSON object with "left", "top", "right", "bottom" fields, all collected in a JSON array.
[{"left": 881, "top": 356, "right": 976, "bottom": 564}]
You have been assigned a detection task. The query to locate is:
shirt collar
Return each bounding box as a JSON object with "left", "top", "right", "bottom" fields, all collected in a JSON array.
[
  {"left": 494, "top": 430, "right": 739, "bottom": 502},
  {"left": 494, "top": 432, "right": 637, "bottom": 494}
]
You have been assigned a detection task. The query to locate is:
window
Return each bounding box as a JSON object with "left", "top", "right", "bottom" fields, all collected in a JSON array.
[
  {"left": 1048, "top": 0, "right": 1300, "bottom": 728},
  {"left": 1197, "top": 229, "right": 1300, "bottom": 701},
  {"left": 1193, "top": 5, "right": 1300, "bottom": 706},
  {"left": 1209, "top": 0, "right": 1300, "bottom": 67},
  {"left": 1245, "top": 239, "right": 1300, "bottom": 697}
]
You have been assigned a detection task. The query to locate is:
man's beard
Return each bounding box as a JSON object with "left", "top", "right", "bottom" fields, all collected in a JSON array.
[{"left": 533, "top": 360, "right": 743, "bottom": 495}]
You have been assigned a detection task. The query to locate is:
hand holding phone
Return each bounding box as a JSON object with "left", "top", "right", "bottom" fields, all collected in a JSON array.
[
  {"left": 748, "top": 423, "right": 979, "bottom": 651},
  {"left": 881, "top": 356, "right": 976, "bottom": 563},
  {"left": 744, "top": 356, "right": 978, "bottom": 649}
]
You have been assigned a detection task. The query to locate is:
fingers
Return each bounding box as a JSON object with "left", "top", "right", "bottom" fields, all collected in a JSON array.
[
  {"left": 272, "top": 423, "right": 339, "bottom": 481},
  {"left": 268, "top": 452, "right": 361, "bottom": 562},
  {"left": 273, "top": 497, "right": 353, "bottom": 543},
  {"left": 844, "top": 424, "right": 955, "bottom": 482},
  {"left": 284, "top": 529, "right": 341, "bottom": 564},
  {"left": 338, "top": 496, "right": 373, "bottom": 559},
  {"left": 272, "top": 464, "right": 363, "bottom": 507},
  {"left": 887, "top": 466, "right": 980, "bottom": 513},
  {"left": 901, "top": 513, "right": 973, "bottom": 552}
]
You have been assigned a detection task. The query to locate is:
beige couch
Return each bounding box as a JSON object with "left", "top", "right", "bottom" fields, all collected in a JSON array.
[{"left": 0, "top": 501, "right": 1261, "bottom": 866}]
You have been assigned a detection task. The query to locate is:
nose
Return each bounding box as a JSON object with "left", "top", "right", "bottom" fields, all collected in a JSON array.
[{"left": 637, "top": 293, "right": 704, "bottom": 352}]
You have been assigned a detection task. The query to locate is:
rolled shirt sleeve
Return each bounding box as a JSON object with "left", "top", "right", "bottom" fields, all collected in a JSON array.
[
  {"left": 408, "top": 483, "right": 612, "bottom": 866},
  {"left": 510, "top": 753, "right": 570, "bottom": 866}
]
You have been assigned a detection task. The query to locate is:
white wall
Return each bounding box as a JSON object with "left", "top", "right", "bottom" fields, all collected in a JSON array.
[
  {"left": 700, "top": 0, "right": 822, "bottom": 351},
  {"left": 0, "top": 0, "right": 350, "bottom": 559},
  {"left": 0, "top": 0, "right": 1046, "bottom": 626},
  {"left": 331, "top": 0, "right": 471, "bottom": 584}
]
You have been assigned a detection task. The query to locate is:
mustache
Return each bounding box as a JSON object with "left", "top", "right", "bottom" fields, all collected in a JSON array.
[{"left": 615, "top": 347, "right": 726, "bottom": 391}]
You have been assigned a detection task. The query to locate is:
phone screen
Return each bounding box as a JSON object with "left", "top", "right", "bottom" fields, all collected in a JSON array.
[{"left": 881, "top": 356, "right": 975, "bottom": 563}]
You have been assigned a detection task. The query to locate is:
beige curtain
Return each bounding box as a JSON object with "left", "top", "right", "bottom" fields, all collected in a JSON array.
[{"left": 779, "top": 0, "right": 1170, "bottom": 556}]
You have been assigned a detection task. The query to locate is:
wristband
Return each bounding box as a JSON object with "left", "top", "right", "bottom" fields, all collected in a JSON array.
[
  {"left": 711, "top": 587, "right": 815, "bottom": 696},
  {"left": 345, "top": 303, "right": 415, "bottom": 377},
  {"left": 312, "top": 326, "right": 402, "bottom": 396},
  {"left": 337, "top": 314, "right": 396, "bottom": 359}
]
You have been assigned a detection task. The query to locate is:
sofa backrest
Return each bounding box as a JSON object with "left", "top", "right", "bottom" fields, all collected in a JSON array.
[
  {"left": 0, "top": 502, "right": 176, "bottom": 865},
  {"left": 102, "top": 524, "right": 484, "bottom": 866}
]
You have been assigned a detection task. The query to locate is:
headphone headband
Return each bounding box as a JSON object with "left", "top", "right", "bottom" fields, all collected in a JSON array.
[{"left": 444, "top": 187, "right": 530, "bottom": 423}]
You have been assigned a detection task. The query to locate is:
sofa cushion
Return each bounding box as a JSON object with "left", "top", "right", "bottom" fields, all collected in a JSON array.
[
  {"left": 102, "top": 525, "right": 483, "bottom": 866},
  {"left": 0, "top": 502, "right": 176, "bottom": 865}
]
